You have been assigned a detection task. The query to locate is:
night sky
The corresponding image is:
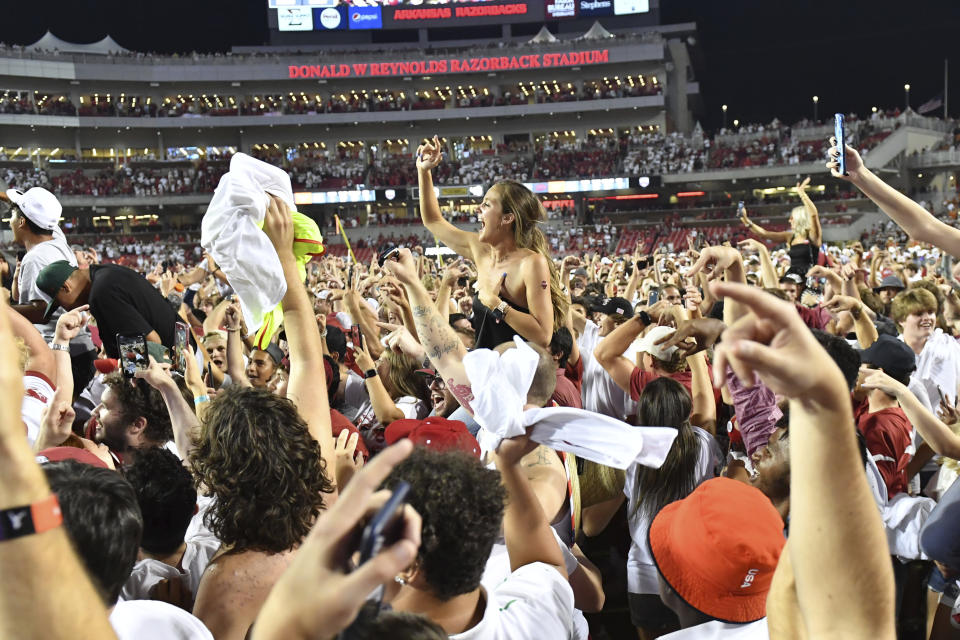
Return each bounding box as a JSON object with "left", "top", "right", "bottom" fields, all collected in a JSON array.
[{"left": 1, "top": 0, "right": 959, "bottom": 132}]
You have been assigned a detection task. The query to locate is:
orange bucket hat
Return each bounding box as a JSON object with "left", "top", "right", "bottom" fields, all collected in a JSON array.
[{"left": 649, "top": 477, "right": 785, "bottom": 623}]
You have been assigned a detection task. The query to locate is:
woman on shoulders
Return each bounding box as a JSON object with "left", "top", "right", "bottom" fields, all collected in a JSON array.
[
  {"left": 741, "top": 177, "right": 822, "bottom": 276},
  {"left": 415, "top": 135, "right": 566, "bottom": 348}
]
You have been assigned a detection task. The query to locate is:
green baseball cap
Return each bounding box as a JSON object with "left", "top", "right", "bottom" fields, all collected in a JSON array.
[{"left": 36, "top": 260, "right": 78, "bottom": 322}]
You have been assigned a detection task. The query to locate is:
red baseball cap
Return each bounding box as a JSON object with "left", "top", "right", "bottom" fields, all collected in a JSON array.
[
  {"left": 385, "top": 416, "right": 480, "bottom": 458},
  {"left": 649, "top": 477, "right": 785, "bottom": 623}
]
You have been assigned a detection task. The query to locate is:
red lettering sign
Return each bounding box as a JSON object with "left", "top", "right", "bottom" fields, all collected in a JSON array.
[
  {"left": 393, "top": 7, "right": 452, "bottom": 20},
  {"left": 287, "top": 49, "right": 608, "bottom": 79}
]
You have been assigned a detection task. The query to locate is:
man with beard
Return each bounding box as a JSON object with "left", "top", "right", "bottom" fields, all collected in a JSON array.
[{"left": 90, "top": 374, "right": 174, "bottom": 465}]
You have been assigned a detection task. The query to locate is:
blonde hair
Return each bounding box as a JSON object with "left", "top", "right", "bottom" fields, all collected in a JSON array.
[
  {"left": 203, "top": 330, "right": 226, "bottom": 345},
  {"left": 493, "top": 180, "right": 569, "bottom": 330},
  {"left": 790, "top": 206, "right": 811, "bottom": 238}
]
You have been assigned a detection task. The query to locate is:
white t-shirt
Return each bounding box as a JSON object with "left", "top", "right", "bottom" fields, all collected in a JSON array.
[
  {"left": 22, "top": 372, "right": 55, "bottom": 447},
  {"left": 16, "top": 236, "right": 77, "bottom": 341},
  {"left": 121, "top": 535, "right": 220, "bottom": 602},
  {"left": 577, "top": 320, "right": 637, "bottom": 421},
  {"left": 450, "top": 562, "right": 576, "bottom": 640},
  {"left": 354, "top": 395, "right": 428, "bottom": 433},
  {"left": 625, "top": 426, "right": 721, "bottom": 594},
  {"left": 341, "top": 372, "right": 367, "bottom": 422},
  {"left": 659, "top": 618, "right": 769, "bottom": 639},
  {"left": 110, "top": 600, "right": 213, "bottom": 640},
  {"left": 908, "top": 329, "right": 960, "bottom": 413},
  {"left": 481, "top": 533, "right": 588, "bottom": 640},
  {"left": 184, "top": 495, "right": 217, "bottom": 542}
]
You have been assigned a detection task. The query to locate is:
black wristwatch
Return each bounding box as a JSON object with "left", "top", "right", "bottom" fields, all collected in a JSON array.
[
  {"left": 363, "top": 369, "right": 378, "bottom": 379},
  {"left": 637, "top": 310, "right": 652, "bottom": 326}
]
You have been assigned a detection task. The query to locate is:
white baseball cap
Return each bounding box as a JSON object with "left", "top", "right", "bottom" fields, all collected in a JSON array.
[
  {"left": 632, "top": 325, "right": 679, "bottom": 361},
  {"left": 6, "top": 187, "right": 62, "bottom": 231}
]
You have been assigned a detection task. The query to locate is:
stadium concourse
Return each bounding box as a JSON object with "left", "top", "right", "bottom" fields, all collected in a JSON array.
[{"left": 5, "top": 7, "right": 960, "bottom": 640}]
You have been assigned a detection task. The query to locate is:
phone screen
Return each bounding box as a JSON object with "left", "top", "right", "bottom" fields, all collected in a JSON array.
[
  {"left": 117, "top": 335, "right": 148, "bottom": 378},
  {"left": 737, "top": 201, "right": 745, "bottom": 215},
  {"left": 648, "top": 289, "right": 660, "bottom": 306},
  {"left": 834, "top": 113, "right": 847, "bottom": 175},
  {"left": 174, "top": 322, "right": 189, "bottom": 373}
]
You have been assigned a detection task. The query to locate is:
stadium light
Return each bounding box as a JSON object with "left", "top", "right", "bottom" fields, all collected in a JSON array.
[
  {"left": 722, "top": 104, "right": 728, "bottom": 128},
  {"left": 812, "top": 96, "right": 819, "bottom": 122},
  {"left": 904, "top": 84, "right": 911, "bottom": 109}
]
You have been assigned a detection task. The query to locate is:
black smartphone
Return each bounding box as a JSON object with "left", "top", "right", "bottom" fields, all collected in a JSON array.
[
  {"left": 358, "top": 481, "right": 410, "bottom": 566},
  {"left": 337, "top": 481, "right": 411, "bottom": 639},
  {"left": 648, "top": 289, "right": 659, "bottom": 306},
  {"left": 174, "top": 321, "right": 189, "bottom": 373},
  {"left": 834, "top": 113, "right": 847, "bottom": 175},
  {"left": 117, "top": 334, "right": 148, "bottom": 378},
  {"left": 377, "top": 246, "right": 401, "bottom": 268}
]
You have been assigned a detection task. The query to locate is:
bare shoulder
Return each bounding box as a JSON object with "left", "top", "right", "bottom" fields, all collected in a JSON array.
[
  {"left": 520, "top": 250, "right": 549, "bottom": 271},
  {"left": 194, "top": 550, "right": 294, "bottom": 640}
]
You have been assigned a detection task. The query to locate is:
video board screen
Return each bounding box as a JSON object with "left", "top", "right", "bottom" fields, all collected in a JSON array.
[{"left": 546, "top": 0, "right": 647, "bottom": 19}]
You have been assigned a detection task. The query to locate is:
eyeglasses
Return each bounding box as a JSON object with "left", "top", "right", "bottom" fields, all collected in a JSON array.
[{"left": 429, "top": 376, "right": 446, "bottom": 390}]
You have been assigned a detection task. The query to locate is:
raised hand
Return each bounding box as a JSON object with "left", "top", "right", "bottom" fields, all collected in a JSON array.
[
  {"left": 416, "top": 135, "right": 443, "bottom": 172},
  {"left": 54, "top": 304, "right": 90, "bottom": 342},
  {"left": 823, "top": 295, "right": 862, "bottom": 314},
  {"left": 858, "top": 368, "right": 905, "bottom": 398},
  {"left": 687, "top": 245, "right": 743, "bottom": 281},
  {"left": 333, "top": 429, "right": 365, "bottom": 490},
  {"left": 737, "top": 238, "right": 767, "bottom": 254},
  {"left": 709, "top": 281, "right": 847, "bottom": 398},
  {"left": 826, "top": 136, "right": 865, "bottom": 181},
  {"left": 380, "top": 248, "right": 419, "bottom": 285},
  {"left": 939, "top": 393, "right": 959, "bottom": 425},
  {"left": 263, "top": 194, "right": 294, "bottom": 256},
  {"left": 35, "top": 401, "right": 76, "bottom": 450},
  {"left": 654, "top": 317, "right": 726, "bottom": 358}
]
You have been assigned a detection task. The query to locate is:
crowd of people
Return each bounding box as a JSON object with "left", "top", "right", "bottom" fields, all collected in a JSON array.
[
  {"left": 0, "top": 105, "right": 941, "bottom": 202},
  {"left": 2, "top": 135, "right": 960, "bottom": 640}
]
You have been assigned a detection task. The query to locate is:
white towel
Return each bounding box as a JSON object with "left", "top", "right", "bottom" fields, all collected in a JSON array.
[
  {"left": 463, "top": 337, "right": 678, "bottom": 469},
  {"left": 200, "top": 153, "right": 292, "bottom": 333}
]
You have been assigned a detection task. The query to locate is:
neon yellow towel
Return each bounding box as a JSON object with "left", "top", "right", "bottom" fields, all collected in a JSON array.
[{"left": 254, "top": 211, "right": 324, "bottom": 350}]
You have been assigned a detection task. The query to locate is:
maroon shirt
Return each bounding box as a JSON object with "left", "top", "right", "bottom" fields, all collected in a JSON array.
[
  {"left": 854, "top": 399, "right": 912, "bottom": 497},
  {"left": 552, "top": 368, "right": 583, "bottom": 409}
]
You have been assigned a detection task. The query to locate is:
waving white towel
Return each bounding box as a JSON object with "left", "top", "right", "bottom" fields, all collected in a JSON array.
[
  {"left": 200, "top": 153, "right": 292, "bottom": 334},
  {"left": 463, "top": 338, "right": 678, "bottom": 469}
]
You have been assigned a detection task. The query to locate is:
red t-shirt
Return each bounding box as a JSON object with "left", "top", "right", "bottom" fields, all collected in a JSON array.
[
  {"left": 854, "top": 399, "right": 912, "bottom": 497},
  {"left": 628, "top": 366, "right": 722, "bottom": 409},
  {"left": 630, "top": 368, "right": 692, "bottom": 402},
  {"left": 552, "top": 368, "right": 583, "bottom": 409}
]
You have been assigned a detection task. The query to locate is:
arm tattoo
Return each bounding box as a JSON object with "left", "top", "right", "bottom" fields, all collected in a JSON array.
[{"left": 447, "top": 379, "right": 474, "bottom": 413}]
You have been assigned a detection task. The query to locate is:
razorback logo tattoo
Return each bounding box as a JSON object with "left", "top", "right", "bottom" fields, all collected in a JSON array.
[
  {"left": 447, "top": 379, "right": 475, "bottom": 414},
  {"left": 541, "top": 280, "right": 548, "bottom": 289}
]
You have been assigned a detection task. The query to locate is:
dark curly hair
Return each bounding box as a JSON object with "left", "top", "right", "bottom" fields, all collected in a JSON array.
[
  {"left": 103, "top": 373, "right": 173, "bottom": 445},
  {"left": 383, "top": 448, "right": 505, "bottom": 601},
  {"left": 189, "top": 385, "right": 334, "bottom": 553},
  {"left": 126, "top": 446, "right": 197, "bottom": 555}
]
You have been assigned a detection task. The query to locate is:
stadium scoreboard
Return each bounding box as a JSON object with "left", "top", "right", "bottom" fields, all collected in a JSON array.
[{"left": 270, "top": 0, "right": 649, "bottom": 31}]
